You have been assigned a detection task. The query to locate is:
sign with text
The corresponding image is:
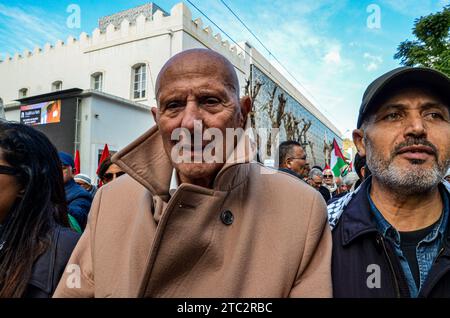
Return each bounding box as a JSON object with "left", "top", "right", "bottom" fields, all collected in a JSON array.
[{"left": 20, "top": 100, "right": 61, "bottom": 125}]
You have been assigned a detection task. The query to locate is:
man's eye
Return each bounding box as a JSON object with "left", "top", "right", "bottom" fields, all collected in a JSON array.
[
  {"left": 166, "top": 101, "right": 183, "bottom": 109},
  {"left": 383, "top": 113, "right": 401, "bottom": 121},
  {"left": 201, "top": 97, "right": 221, "bottom": 105},
  {"left": 425, "top": 112, "right": 444, "bottom": 120}
]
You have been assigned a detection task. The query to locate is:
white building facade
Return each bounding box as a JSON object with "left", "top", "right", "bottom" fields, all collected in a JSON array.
[{"left": 0, "top": 2, "right": 342, "bottom": 171}]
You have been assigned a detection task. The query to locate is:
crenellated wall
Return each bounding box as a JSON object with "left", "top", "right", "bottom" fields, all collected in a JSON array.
[
  {"left": 0, "top": 2, "right": 340, "bottom": 137},
  {"left": 0, "top": 3, "right": 248, "bottom": 107}
]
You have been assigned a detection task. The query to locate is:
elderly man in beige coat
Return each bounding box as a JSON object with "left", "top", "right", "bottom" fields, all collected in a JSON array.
[{"left": 54, "top": 49, "right": 332, "bottom": 298}]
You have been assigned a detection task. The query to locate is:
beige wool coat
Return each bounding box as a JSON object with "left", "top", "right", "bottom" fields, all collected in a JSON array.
[{"left": 54, "top": 126, "right": 332, "bottom": 298}]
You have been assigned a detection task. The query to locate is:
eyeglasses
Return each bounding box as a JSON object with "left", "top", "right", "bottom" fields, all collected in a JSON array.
[
  {"left": 290, "top": 157, "right": 307, "bottom": 161},
  {"left": 102, "top": 171, "right": 125, "bottom": 182},
  {"left": 323, "top": 175, "right": 333, "bottom": 178},
  {"left": 0, "top": 165, "right": 19, "bottom": 176}
]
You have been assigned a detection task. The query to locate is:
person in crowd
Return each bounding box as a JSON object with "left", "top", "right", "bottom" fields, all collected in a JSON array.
[
  {"left": 0, "top": 122, "right": 80, "bottom": 297},
  {"left": 311, "top": 165, "right": 323, "bottom": 172},
  {"left": 343, "top": 172, "right": 359, "bottom": 192},
  {"left": 59, "top": 152, "right": 92, "bottom": 231},
  {"left": 303, "top": 162, "right": 311, "bottom": 182},
  {"left": 97, "top": 156, "right": 125, "bottom": 186},
  {"left": 276, "top": 140, "right": 308, "bottom": 179},
  {"left": 328, "top": 172, "right": 359, "bottom": 205},
  {"left": 330, "top": 67, "right": 450, "bottom": 297},
  {"left": 332, "top": 177, "right": 344, "bottom": 196},
  {"left": 323, "top": 169, "right": 337, "bottom": 195},
  {"left": 308, "top": 168, "right": 331, "bottom": 203},
  {"left": 353, "top": 153, "right": 371, "bottom": 189},
  {"left": 55, "top": 49, "right": 332, "bottom": 298},
  {"left": 74, "top": 173, "right": 97, "bottom": 198}
]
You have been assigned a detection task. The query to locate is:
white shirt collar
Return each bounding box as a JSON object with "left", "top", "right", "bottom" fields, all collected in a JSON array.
[{"left": 169, "top": 169, "right": 179, "bottom": 196}]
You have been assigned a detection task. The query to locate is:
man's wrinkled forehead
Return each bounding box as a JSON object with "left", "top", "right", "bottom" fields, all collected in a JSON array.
[
  {"left": 364, "top": 86, "right": 449, "bottom": 124},
  {"left": 155, "top": 50, "right": 239, "bottom": 98}
]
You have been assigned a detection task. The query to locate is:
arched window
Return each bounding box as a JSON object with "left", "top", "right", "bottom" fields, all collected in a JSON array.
[
  {"left": 18, "top": 88, "right": 28, "bottom": 98},
  {"left": 131, "top": 64, "right": 147, "bottom": 99},
  {"left": 52, "top": 81, "right": 63, "bottom": 92},
  {"left": 91, "top": 72, "right": 103, "bottom": 91}
]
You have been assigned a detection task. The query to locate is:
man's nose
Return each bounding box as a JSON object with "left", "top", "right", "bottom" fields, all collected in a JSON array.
[
  {"left": 404, "top": 114, "right": 427, "bottom": 138},
  {"left": 180, "top": 101, "right": 203, "bottom": 132}
]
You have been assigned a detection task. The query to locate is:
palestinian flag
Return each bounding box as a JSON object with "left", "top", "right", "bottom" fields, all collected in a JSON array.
[{"left": 330, "top": 138, "right": 348, "bottom": 177}]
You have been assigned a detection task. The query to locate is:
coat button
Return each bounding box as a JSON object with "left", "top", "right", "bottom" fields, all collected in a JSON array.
[{"left": 221, "top": 210, "right": 234, "bottom": 225}]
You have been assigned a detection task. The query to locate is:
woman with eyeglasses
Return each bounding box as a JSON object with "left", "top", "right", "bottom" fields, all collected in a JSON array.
[
  {"left": 0, "top": 122, "right": 80, "bottom": 298},
  {"left": 97, "top": 156, "right": 125, "bottom": 185}
]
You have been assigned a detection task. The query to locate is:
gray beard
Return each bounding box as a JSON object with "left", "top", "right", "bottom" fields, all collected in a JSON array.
[{"left": 366, "top": 139, "right": 449, "bottom": 196}]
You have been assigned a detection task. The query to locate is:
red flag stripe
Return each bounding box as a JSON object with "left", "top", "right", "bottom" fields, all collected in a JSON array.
[{"left": 74, "top": 150, "right": 81, "bottom": 175}]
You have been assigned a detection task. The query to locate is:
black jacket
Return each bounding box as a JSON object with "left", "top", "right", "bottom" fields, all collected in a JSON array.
[
  {"left": 24, "top": 225, "right": 80, "bottom": 298},
  {"left": 332, "top": 179, "right": 450, "bottom": 298}
]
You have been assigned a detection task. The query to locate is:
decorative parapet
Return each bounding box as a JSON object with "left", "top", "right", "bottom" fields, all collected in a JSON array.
[
  {"left": 0, "top": 2, "right": 246, "bottom": 66},
  {"left": 98, "top": 2, "right": 168, "bottom": 32}
]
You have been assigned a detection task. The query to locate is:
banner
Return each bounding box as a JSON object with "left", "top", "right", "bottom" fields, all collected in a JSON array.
[{"left": 20, "top": 100, "right": 61, "bottom": 125}]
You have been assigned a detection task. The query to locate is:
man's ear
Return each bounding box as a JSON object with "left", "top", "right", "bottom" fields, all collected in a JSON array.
[
  {"left": 239, "top": 96, "right": 252, "bottom": 126},
  {"left": 284, "top": 158, "right": 292, "bottom": 169},
  {"left": 151, "top": 107, "right": 158, "bottom": 123},
  {"left": 352, "top": 129, "right": 366, "bottom": 157}
]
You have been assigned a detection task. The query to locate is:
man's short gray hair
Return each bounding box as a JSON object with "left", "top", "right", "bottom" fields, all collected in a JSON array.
[
  {"left": 309, "top": 168, "right": 323, "bottom": 179},
  {"left": 343, "top": 172, "right": 359, "bottom": 186}
]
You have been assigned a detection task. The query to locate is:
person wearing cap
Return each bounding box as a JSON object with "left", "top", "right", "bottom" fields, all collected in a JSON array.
[
  {"left": 59, "top": 152, "right": 92, "bottom": 232},
  {"left": 74, "top": 173, "right": 97, "bottom": 198},
  {"left": 329, "top": 67, "right": 450, "bottom": 297}
]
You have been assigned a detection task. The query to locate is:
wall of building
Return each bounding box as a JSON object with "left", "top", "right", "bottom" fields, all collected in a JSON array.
[
  {"left": 0, "top": 3, "right": 247, "bottom": 109},
  {"left": 0, "top": 1, "right": 342, "bottom": 167},
  {"left": 78, "top": 92, "right": 153, "bottom": 179},
  {"left": 251, "top": 65, "right": 341, "bottom": 167}
]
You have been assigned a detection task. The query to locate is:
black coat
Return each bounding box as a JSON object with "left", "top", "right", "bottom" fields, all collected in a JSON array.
[
  {"left": 24, "top": 225, "right": 80, "bottom": 298},
  {"left": 332, "top": 180, "right": 450, "bottom": 298}
]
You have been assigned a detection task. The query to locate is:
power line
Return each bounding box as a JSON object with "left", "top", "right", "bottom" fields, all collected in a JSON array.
[
  {"left": 218, "top": 0, "right": 348, "bottom": 132},
  {"left": 184, "top": 0, "right": 279, "bottom": 88},
  {"left": 185, "top": 0, "right": 346, "bottom": 134},
  {"left": 218, "top": 0, "right": 272, "bottom": 58},
  {"left": 219, "top": 1, "right": 319, "bottom": 107}
]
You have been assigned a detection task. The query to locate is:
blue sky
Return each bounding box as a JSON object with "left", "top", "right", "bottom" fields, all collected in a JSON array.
[{"left": 1, "top": 0, "right": 449, "bottom": 136}]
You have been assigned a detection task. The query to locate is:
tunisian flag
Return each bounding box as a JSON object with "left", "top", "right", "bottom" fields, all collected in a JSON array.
[{"left": 74, "top": 150, "right": 81, "bottom": 175}]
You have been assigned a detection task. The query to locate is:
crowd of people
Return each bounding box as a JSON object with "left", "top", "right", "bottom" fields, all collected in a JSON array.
[
  {"left": 277, "top": 142, "right": 369, "bottom": 204},
  {"left": 0, "top": 48, "right": 449, "bottom": 298}
]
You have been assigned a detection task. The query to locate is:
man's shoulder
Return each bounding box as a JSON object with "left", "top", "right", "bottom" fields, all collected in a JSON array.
[{"left": 98, "top": 174, "right": 148, "bottom": 198}]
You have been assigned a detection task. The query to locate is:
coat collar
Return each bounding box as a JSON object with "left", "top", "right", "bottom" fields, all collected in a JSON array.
[
  {"left": 339, "top": 177, "right": 378, "bottom": 246},
  {"left": 112, "top": 125, "right": 256, "bottom": 197},
  {"left": 340, "top": 177, "right": 450, "bottom": 248}
]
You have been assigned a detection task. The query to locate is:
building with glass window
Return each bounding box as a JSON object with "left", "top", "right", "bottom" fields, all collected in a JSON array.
[{"left": 0, "top": 2, "right": 342, "bottom": 172}]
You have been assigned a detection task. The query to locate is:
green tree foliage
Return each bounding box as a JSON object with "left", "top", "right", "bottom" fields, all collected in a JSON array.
[{"left": 394, "top": 5, "right": 450, "bottom": 76}]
